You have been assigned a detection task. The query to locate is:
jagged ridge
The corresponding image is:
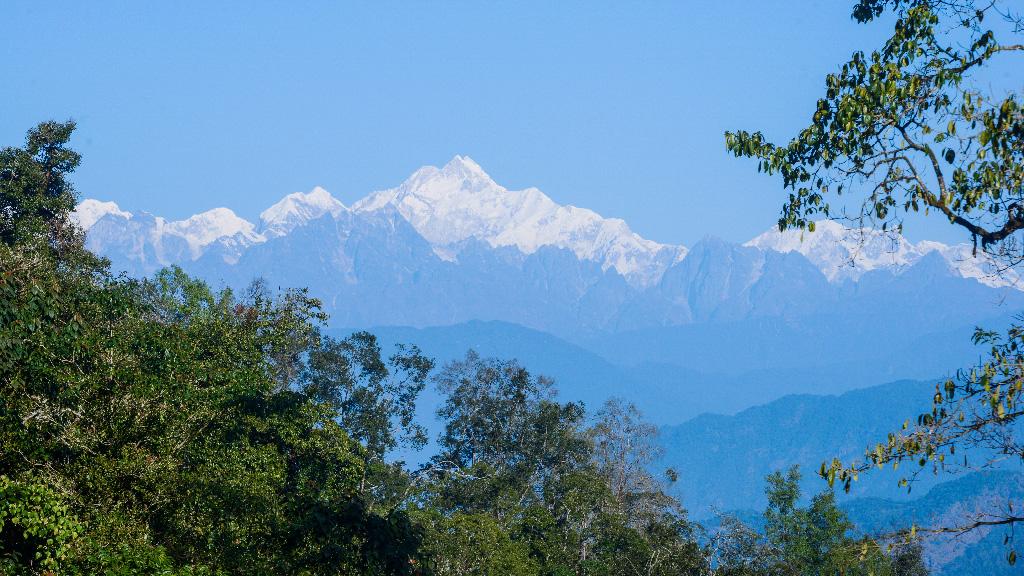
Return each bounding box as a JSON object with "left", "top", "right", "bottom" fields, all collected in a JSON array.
[{"left": 73, "top": 155, "right": 1017, "bottom": 289}]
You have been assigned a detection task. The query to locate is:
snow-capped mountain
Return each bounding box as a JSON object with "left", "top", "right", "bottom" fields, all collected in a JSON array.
[
  {"left": 73, "top": 156, "right": 686, "bottom": 286},
  {"left": 259, "top": 186, "right": 346, "bottom": 239},
  {"left": 353, "top": 156, "right": 684, "bottom": 285},
  {"left": 73, "top": 202, "right": 263, "bottom": 270},
  {"left": 73, "top": 199, "right": 133, "bottom": 229},
  {"left": 747, "top": 219, "right": 1020, "bottom": 288},
  {"left": 163, "top": 207, "right": 262, "bottom": 259}
]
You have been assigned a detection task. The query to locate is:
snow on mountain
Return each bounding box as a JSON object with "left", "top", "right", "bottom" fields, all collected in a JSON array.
[
  {"left": 353, "top": 155, "right": 685, "bottom": 285},
  {"left": 73, "top": 200, "right": 265, "bottom": 269},
  {"left": 745, "top": 220, "right": 917, "bottom": 281},
  {"left": 77, "top": 158, "right": 685, "bottom": 285},
  {"left": 746, "top": 219, "right": 1021, "bottom": 288},
  {"left": 259, "top": 186, "right": 347, "bottom": 238},
  {"left": 71, "top": 199, "right": 132, "bottom": 229},
  {"left": 164, "top": 207, "right": 263, "bottom": 258},
  {"left": 921, "top": 242, "right": 1022, "bottom": 288},
  {"left": 74, "top": 158, "right": 1024, "bottom": 291}
]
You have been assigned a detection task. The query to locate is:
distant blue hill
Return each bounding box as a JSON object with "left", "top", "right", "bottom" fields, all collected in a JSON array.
[
  {"left": 662, "top": 379, "right": 941, "bottom": 515},
  {"left": 349, "top": 309, "right": 1016, "bottom": 424},
  {"left": 664, "top": 376, "right": 1023, "bottom": 576}
]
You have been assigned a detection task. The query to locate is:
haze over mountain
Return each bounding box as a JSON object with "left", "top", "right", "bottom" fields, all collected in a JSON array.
[{"left": 674, "top": 379, "right": 1024, "bottom": 576}]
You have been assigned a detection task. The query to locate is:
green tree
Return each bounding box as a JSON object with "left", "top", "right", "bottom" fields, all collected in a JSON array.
[
  {"left": 415, "top": 510, "right": 538, "bottom": 576},
  {"left": 428, "top": 351, "right": 590, "bottom": 519},
  {"left": 302, "top": 331, "right": 433, "bottom": 512},
  {"left": 0, "top": 120, "right": 81, "bottom": 250},
  {"left": 0, "top": 121, "right": 425, "bottom": 575},
  {"left": 422, "top": 354, "right": 706, "bottom": 576},
  {"left": 725, "top": 0, "right": 1024, "bottom": 551},
  {"left": 713, "top": 468, "right": 923, "bottom": 576},
  {"left": 0, "top": 477, "right": 83, "bottom": 574},
  {"left": 763, "top": 467, "right": 888, "bottom": 576}
]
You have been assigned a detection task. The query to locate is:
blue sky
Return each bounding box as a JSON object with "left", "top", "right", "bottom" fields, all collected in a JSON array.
[{"left": 3, "top": 1, "right": 967, "bottom": 245}]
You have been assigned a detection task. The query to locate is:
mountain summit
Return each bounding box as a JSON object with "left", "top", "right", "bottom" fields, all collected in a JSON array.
[
  {"left": 353, "top": 156, "right": 685, "bottom": 284},
  {"left": 260, "top": 186, "right": 346, "bottom": 238}
]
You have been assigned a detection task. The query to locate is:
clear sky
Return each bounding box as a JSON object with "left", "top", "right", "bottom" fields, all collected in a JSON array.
[{"left": 3, "top": 1, "right": 969, "bottom": 246}]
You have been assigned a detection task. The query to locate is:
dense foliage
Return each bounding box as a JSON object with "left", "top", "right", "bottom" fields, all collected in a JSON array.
[
  {"left": 713, "top": 468, "right": 927, "bottom": 576},
  {"left": 0, "top": 121, "right": 923, "bottom": 574},
  {"left": 1, "top": 123, "right": 426, "bottom": 574}
]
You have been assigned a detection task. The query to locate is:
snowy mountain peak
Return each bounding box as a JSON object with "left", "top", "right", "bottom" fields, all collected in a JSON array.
[
  {"left": 166, "top": 207, "right": 261, "bottom": 256},
  {"left": 747, "top": 219, "right": 1021, "bottom": 288},
  {"left": 747, "top": 220, "right": 921, "bottom": 281},
  {"left": 440, "top": 154, "right": 488, "bottom": 180},
  {"left": 353, "top": 157, "right": 684, "bottom": 285},
  {"left": 73, "top": 200, "right": 265, "bottom": 270},
  {"left": 72, "top": 199, "right": 132, "bottom": 230},
  {"left": 383, "top": 155, "right": 499, "bottom": 203},
  {"left": 259, "top": 186, "right": 347, "bottom": 238}
]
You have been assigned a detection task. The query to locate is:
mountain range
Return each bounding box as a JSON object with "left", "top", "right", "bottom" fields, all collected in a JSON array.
[
  {"left": 75, "top": 155, "right": 1019, "bottom": 285},
  {"left": 75, "top": 155, "right": 1022, "bottom": 337}
]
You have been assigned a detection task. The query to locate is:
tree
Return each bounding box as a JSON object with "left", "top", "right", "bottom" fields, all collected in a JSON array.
[
  {"left": 763, "top": 467, "right": 890, "bottom": 576},
  {"left": 302, "top": 331, "right": 433, "bottom": 511},
  {"left": 726, "top": 1, "right": 1023, "bottom": 253},
  {"left": 587, "top": 399, "right": 702, "bottom": 576},
  {"left": 421, "top": 353, "right": 708, "bottom": 576},
  {"left": 427, "top": 350, "right": 590, "bottom": 518},
  {"left": 725, "top": 0, "right": 1024, "bottom": 549},
  {"left": 712, "top": 468, "right": 924, "bottom": 576},
  {"left": 0, "top": 476, "right": 83, "bottom": 574},
  {"left": 303, "top": 332, "right": 431, "bottom": 459},
  {"left": 414, "top": 511, "right": 538, "bottom": 576},
  {"left": 590, "top": 398, "right": 678, "bottom": 522},
  {"left": 0, "top": 120, "right": 80, "bottom": 250}
]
